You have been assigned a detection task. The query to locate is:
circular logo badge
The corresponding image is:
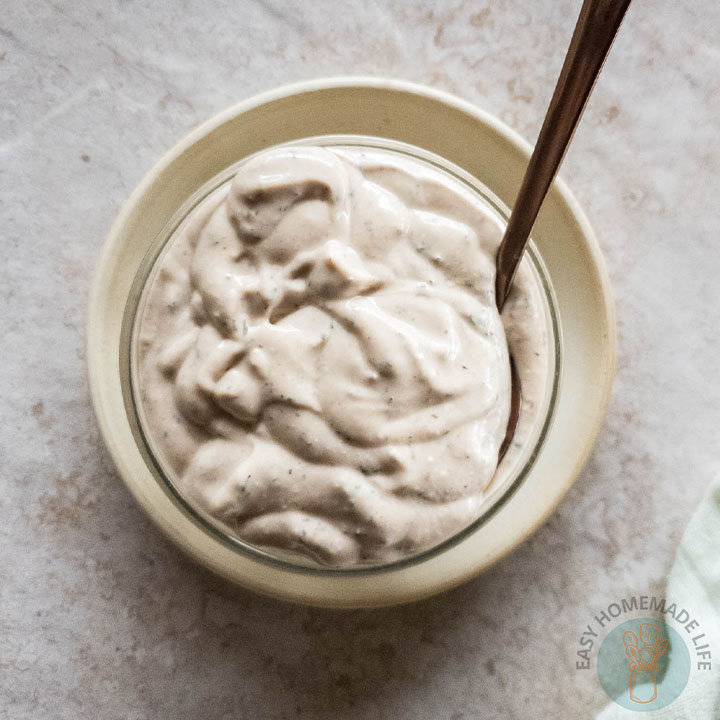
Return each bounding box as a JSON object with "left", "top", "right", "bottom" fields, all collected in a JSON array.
[{"left": 597, "top": 617, "right": 691, "bottom": 711}]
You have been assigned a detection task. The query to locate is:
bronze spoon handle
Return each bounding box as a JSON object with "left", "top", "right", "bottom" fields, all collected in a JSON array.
[{"left": 495, "top": 0, "right": 632, "bottom": 312}]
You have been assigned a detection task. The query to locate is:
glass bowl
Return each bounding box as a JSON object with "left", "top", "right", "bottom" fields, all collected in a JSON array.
[{"left": 121, "top": 135, "right": 562, "bottom": 575}]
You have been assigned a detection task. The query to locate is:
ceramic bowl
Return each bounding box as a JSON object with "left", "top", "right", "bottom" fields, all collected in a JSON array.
[{"left": 87, "top": 78, "right": 615, "bottom": 607}]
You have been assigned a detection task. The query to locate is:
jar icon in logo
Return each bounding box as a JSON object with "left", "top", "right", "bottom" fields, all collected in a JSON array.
[{"left": 623, "top": 623, "right": 669, "bottom": 703}]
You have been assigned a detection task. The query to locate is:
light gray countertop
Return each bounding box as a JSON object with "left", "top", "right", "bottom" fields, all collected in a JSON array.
[{"left": 3, "top": 1, "right": 719, "bottom": 717}]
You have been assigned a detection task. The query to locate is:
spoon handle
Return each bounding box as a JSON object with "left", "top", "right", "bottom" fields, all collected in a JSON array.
[{"left": 495, "top": 0, "right": 632, "bottom": 311}]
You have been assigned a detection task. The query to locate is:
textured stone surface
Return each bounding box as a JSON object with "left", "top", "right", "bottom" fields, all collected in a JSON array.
[{"left": 2, "top": 1, "right": 719, "bottom": 718}]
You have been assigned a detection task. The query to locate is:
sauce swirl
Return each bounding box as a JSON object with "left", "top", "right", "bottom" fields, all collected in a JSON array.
[{"left": 136, "top": 145, "right": 549, "bottom": 566}]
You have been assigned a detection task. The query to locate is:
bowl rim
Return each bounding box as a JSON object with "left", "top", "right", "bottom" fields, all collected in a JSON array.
[{"left": 87, "top": 76, "right": 616, "bottom": 607}]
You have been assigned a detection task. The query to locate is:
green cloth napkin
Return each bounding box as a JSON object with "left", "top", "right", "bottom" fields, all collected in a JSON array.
[{"left": 597, "top": 479, "right": 720, "bottom": 718}]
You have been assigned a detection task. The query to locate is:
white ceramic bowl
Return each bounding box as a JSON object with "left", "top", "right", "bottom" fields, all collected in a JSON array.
[{"left": 87, "top": 78, "right": 615, "bottom": 607}]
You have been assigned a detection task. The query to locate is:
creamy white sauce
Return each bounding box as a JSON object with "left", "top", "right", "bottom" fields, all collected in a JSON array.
[{"left": 136, "top": 145, "right": 550, "bottom": 566}]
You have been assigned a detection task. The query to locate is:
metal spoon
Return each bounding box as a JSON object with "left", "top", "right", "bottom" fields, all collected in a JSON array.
[{"left": 497, "top": 0, "right": 632, "bottom": 459}]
